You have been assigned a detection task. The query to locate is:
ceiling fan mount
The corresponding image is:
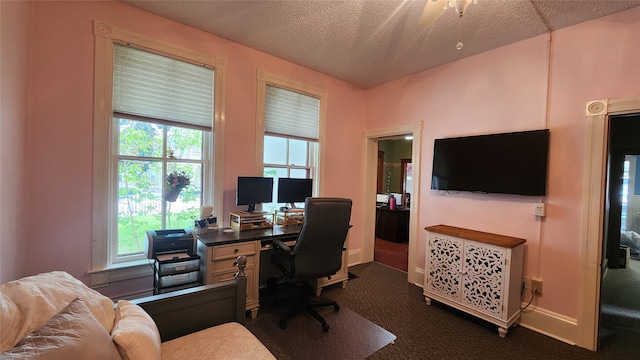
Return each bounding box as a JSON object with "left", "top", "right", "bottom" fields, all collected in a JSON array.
[{"left": 419, "top": 0, "right": 478, "bottom": 26}]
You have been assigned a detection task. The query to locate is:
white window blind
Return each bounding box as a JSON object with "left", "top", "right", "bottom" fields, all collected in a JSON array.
[
  {"left": 113, "top": 44, "right": 214, "bottom": 128},
  {"left": 265, "top": 85, "right": 319, "bottom": 140}
]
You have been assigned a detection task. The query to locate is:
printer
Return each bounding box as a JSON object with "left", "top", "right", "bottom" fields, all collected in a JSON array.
[{"left": 145, "top": 228, "right": 197, "bottom": 259}]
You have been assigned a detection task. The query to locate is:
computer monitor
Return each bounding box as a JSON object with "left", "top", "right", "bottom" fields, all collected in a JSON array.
[
  {"left": 277, "top": 178, "right": 313, "bottom": 209},
  {"left": 376, "top": 193, "right": 389, "bottom": 204},
  {"left": 236, "top": 176, "right": 274, "bottom": 213}
]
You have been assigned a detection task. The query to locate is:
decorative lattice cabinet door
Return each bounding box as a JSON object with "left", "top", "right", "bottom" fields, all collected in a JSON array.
[
  {"left": 426, "top": 233, "right": 463, "bottom": 301},
  {"left": 461, "top": 242, "right": 506, "bottom": 318},
  {"left": 424, "top": 225, "right": 525, "bottom": 338}
]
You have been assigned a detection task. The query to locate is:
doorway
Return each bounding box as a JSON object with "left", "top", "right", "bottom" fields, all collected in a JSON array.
[
  {"left": 374, "top": 138, "right": 412, "bottom": 272},
  {"left": 362, "top": 122, "right": 422, "bottom": 285},
  {"left": 599, "top": 114, "right": 640, "bottom": 350},
  {"left": 578, "top": 96, "right": 640, "bottom": 351}
]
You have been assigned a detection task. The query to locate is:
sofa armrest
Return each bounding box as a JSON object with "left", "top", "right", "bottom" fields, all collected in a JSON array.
[{"left": 132, "top": 257, "right": 248, "bottom": 342}]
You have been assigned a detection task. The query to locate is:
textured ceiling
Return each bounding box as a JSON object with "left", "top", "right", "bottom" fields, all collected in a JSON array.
[{"left": 123, "top": 0, "right": 640, "bottom": 89}]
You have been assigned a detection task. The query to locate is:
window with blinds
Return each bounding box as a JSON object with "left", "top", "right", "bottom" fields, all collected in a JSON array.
[
  {"left": 262, "top": 84, "right": 321, "bottom": 213},
  {"left": 113, "top": 44, "right": 214, "bottom": 129},
  {"left": 265, "top": 85, "right": 319, "bottom": 140},
  {"left": 112, "top": 45, "right": 214, "bottom": 261}
]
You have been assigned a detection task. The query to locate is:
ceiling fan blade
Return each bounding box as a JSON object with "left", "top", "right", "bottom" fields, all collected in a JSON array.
[{"left": 419, "top": 0, "right": 446, "bottom": 26}]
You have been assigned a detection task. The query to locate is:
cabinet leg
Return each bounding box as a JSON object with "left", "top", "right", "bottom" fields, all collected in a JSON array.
[
  {"left": 424, "top": 296, "right": 431, "bottom": 305},
  {"left": 498, "top": 327, "right": 508, "bottom": 338},
  {"left": 341, "top": 280, "right": 347, "bottom": 289},
  {"left": 315, "top": 287, "right": 322, "bottom": 297},
  {"left": 250, "top": 308, "right": 259, "bottom": 319}
]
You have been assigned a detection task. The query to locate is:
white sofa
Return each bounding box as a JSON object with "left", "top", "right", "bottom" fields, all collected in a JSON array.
[{"left": 0, "top": 271, "right": 275, "bottom": 359}]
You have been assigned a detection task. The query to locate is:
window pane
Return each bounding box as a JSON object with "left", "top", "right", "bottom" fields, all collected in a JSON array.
[
  {"left": 118, "top": 160, "right": 162, "bottom": 256},
  {"left": 166, "top": 162, "right": 202, "bottom": 229},
  {"left": 167, "top": 126, "right": 203, "bottom": 160},
  {"left": 118, "top": 119, "right": 163, "bottom": 157},
  {"left": 289, "top": 139, "right": 308, "bottom": 166},
  {"left": 263, "top": 167, "right": 288, "bottom": 213},
  {"left": 290, "top": 169, "right": 309, "bottom": 178},
  {"left": 264, "top": 135, "right": 287, "bottom": 165}
]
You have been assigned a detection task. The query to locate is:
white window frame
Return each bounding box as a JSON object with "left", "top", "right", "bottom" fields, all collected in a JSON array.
[
  {"left": 90, "top": 21, "right": 226, "bottom": 286},
  {"left": 255, "top": 70, "right": 327, "bottom": 194}
]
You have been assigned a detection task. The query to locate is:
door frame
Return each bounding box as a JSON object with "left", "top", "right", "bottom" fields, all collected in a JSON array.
[
  {"left": 401, "top": 158, "right": 412, "bottom": 207},
  {"left": 578, "top": 96, "right": 640, "bottom": 350},
  {"left": 363, "top": 121, "right": 423, "bottom": 285}
]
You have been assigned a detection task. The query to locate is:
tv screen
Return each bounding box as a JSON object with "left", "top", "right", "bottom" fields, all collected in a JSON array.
[
  {"left": 277, "top": 178, "right": 313, "bottom": 206},
  {"left": 236, "top": 176, "right": 274, "bottom": 213},
  {"left": 431, "top": 129, "right": 550, "bottom": 196}
]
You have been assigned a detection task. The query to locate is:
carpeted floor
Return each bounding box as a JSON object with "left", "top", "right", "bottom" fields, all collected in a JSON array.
[
  {"left": 247, "top": 261, "right": 638, "bottom": 360},
  {"left": 244, "top": 284, "right": 396, "bottom": 359},
  {"left": 599, "top": 258, "right": 640, "bottom": 352}
]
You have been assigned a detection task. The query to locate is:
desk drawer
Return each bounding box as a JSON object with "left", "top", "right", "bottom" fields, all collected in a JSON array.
[
  {"left": 212, "top": 254, "right": 256, "bottom": 272},
  {"left": 212, "top": 266, "right": 257, "bottom": 309},
  {"left": 212, "top": 242, "right": 257, "bottom": 260}
]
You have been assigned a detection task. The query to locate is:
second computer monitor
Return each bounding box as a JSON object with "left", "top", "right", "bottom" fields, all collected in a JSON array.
[{"left": 277, "top": 178, "right": 312, "bottom": 209}]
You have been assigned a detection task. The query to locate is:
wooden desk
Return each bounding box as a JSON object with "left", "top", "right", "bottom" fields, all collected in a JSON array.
[
  {"left": 197, "top": 224, "right": 348, "bottom": 318},
  {"left": 375, "top": 207, "right": 410, "bottom": 243}
]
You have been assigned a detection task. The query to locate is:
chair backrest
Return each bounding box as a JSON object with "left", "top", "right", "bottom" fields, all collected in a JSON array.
[{"left": 291, "top": 197, "right": 352, "bottom": 279}]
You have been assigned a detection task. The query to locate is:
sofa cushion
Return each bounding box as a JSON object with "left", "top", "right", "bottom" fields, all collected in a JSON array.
[
  {"left": 161, "top": 322, "right": 276, "bottom": 360},
  {"left": 0, "top": 298, "right": 121, "bottom": 360},
  {"left": 111, "top": 300, "right": 161, "bottom": 360},
  {"left": 0, "top": 293, "right": 21, "bottom": 352},
  {"left": 0, "top": 271, "right": 116, "bottom": 350}
]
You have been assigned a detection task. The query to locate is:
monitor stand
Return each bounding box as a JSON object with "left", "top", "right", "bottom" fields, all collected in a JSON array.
[{"left": 286, "top": 203, "right": 304, "bottom": 213}]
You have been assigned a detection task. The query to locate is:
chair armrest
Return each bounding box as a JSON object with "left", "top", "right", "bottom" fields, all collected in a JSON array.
[
  {"left": 132, "top": 257, "right": 248, "bottom": 342},
  {"left": 272, "top": 238, "right": 293, "bottom": 253}
]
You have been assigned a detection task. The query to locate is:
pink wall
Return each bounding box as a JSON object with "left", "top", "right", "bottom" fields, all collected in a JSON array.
[
  {"left": 0, "top": 0, "right": 31, "bottom": 283},
  {"left": 21, "top": 1, "right": 365, "bottom": 297},
  {"left": 365, "top": 7, "right": 640, "bottom": 318},
  {"left": 9, "top": 0, "right": 640, "bottom": 321}
]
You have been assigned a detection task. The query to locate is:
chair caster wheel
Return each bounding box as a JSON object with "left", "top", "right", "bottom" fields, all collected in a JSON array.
[
  {"left": 334, "top": 304, "right": 340, "bottom": 311},
  {"left": 322, "top": 323, "right": 330, "bottom": 332},
  {"left": 278, "top": 320, "right": 287, "bottom": 329}
]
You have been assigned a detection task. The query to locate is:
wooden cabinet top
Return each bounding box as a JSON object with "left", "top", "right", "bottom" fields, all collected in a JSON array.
[{"left": 425, "top": 224, "right": 526, "bottom": 248}]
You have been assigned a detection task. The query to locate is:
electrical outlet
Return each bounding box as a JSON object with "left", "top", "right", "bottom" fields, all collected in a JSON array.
[
  {"left": 531, "top": 279, "right": 543, "bottom": 296},
  {"left": 533, "top": 202, "right": 546, "bottom": 217}
]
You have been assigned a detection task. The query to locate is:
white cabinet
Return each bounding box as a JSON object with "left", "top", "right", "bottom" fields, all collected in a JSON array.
[{"left": 424, "top": 225, "right": 525, "bottom": 337}]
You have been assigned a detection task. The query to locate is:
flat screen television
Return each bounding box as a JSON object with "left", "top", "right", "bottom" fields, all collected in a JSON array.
[
  {"left": 277, "top": 178, "right": 313, "bottom": 208},
  {"left": 431, "top": 129, "right": 550, "bottom": 196},
  {"left": 236, "top": 176, "right": 274, "bottom": 213}
]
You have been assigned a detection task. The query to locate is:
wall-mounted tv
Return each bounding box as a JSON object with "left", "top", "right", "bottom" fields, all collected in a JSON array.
[{"left": 431, "top": 129, "right": 550, "bottom": 196}]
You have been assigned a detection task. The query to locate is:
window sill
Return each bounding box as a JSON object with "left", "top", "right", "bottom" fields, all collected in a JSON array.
[{"left": 88, "top": 259, "right": 155, "bottom": 288}]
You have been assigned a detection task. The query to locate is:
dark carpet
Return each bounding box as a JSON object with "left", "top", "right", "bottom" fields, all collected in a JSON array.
[
  {"left": 244, "top": 285, "right": 396, "bottom": 359},
  {"left": 599, "top": 258, "right": 640, "bottom": 354},
  {"left": 247, "top": 262, "right": 637, "bottom": 359}
]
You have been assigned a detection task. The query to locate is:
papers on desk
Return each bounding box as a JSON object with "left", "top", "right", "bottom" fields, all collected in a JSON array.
[{"left": 156, "top": 252, "right": 191, "bottom": 261}]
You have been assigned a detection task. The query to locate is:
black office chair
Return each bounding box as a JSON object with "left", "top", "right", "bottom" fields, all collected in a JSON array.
[{"left": 271, "top": 197, "right": 352, "bottom": 332}]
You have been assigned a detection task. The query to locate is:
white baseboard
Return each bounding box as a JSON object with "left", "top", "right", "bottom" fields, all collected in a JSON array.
[
  {"left": 519, "top": 305, "right": 578, "bottom": 345},
  {"left": 347, "top": 248, "right": 361, "bottom": 267},
  {"left": 412, "top": 266, "right": 577, "bottom": 345}
]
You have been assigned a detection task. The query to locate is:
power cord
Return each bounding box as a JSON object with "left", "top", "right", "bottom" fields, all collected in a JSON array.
[{"left": 520, "top": 289, "right": 536, "bottom": 311}]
